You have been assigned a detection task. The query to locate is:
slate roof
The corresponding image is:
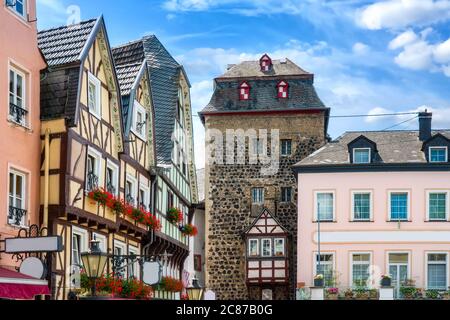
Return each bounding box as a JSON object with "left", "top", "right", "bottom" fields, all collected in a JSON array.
[
  {"left": 112, "top": 36, "right": 185, "bottom": 164},
  {"left": 38, "top": 19, "right": 98, "bottom": 67},
  {"left": 219, "top": 58, "right": 311, "bottom": 79},
  {"left": 296, "top": 130, "right": 450, "bottom": 166}
]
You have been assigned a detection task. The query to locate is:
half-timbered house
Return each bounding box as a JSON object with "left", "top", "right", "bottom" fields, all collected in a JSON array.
[
  {"left": 112, "top": 36, "right": 198, "bottom": 299},
  {"left": 37, "top": 17, "right": 149, "bottom": 299}
]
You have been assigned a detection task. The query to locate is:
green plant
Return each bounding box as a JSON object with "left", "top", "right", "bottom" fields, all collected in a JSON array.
[
  {"left": 425, "top": 289, "right": 440, "bottom": 300},
  {"left": 400, "top": 286, "right": 418, "bottom": 299},
  {"left": 344, "top": 288, "right": 353, "bottom": 299},
  {"left": 354, "top": 287, "right": 369, "bottom": 299}
]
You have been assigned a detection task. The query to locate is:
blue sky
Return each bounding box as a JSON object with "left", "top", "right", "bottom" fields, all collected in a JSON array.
[{"left": 37, "top": 0, "right": 450, "bottom": 169}]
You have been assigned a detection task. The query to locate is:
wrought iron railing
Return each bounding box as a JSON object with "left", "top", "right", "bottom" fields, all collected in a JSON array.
[
  {"left": 86, "top": 171, "right": 98, "bottom": 191},
  {"left": 106, "top": 181, "right": 116, "bottom": 195},
  {"left": 126, "top": 193, "right": 135, "bottom": 205},
  {"left": 9, "top": 103, "right": 28, "bottom": 126},
  {"left": 8, "top": 206, "right": 27, "bottom": 226},
  {"left": 140, "top": 202, "right": 147, "bottom": 211}
]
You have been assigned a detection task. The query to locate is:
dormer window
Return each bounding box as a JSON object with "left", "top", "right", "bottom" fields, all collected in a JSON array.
[
  {"left": 353, "top": 148, "right": 371, "bottom": 164},
  {"left": 239, "top": 81, "right": 250, "bottom": 100},
  {"left": 430, "top": 147, "right": 448, "bottom": 163},
  {"left": 259, "top": 54, "right": 272, "bottom": 72},
  {"left": 277, "top": 81, "right": 289, "bottom": 99}
]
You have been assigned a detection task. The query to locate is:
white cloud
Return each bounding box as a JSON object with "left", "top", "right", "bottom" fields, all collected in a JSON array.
[
  {"left": 37, "top": 0, "right": 72, "bottom": 29},
  {"left": 352, "top": 42, "right": 370, "bottom": 55},
  {"left": 388, "top": 29, "right": 450, "bottom": 75},
  {"left": 357, "top": 0, "right": 450, "bottom": 30}
]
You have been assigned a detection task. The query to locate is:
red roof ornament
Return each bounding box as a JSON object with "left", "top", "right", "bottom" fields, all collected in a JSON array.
[{"left": 260, "top": 54, "right": 272, "bottom": 72}]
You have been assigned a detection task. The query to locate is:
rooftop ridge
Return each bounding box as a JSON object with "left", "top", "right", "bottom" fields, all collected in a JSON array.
[{"left": 38, "top": 17, "right": 98, "bottom": 34}]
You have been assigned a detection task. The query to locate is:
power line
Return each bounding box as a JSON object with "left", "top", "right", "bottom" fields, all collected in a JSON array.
[
  {"left": 192, "top": 111, "right": 421, "bottom": 118},
  {"left": 382, "top": 115, "right": 419, "bottom": 131}
]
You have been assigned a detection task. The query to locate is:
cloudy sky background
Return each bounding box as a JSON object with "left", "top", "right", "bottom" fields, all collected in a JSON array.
[{"left": 37, "top": 0, "right": 450, "bottom": 169}]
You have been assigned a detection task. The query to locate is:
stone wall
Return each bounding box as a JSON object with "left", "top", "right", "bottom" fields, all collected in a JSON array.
[{"left": 204, "top": 112, "right": 327, "bottom": 300}]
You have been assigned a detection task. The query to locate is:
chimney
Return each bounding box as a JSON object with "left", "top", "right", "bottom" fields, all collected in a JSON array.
[{"left": 418, "top": 110, "right": 432, "bottom": 141}]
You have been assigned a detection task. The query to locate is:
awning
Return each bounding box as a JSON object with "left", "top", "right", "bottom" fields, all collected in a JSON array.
[{"left": 0, "top": 267, "right": 50, "bottom": 300}]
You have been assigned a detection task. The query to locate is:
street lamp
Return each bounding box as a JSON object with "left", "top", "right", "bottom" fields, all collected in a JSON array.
[
  {"left": 81, "top": 240, "right": 108, "bottom": 296},
  {"left": 186, "top": 276, "right": 203, "bottom": 300}
]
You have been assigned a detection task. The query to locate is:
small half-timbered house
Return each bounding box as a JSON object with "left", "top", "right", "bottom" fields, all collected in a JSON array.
[
  {"left": 38, "top": 17, "right": 148, "bottom": 299},
  {"left": 244, "top": 208, "right": 290, "bottom": 300}
]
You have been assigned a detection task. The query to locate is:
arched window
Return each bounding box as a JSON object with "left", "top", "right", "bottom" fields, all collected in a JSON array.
[
  {"left": 239, "top": 81, "right": 250, "bottom": 100},
  {"left": 277, "top": 80, "right": 289, "bottom": 99}
]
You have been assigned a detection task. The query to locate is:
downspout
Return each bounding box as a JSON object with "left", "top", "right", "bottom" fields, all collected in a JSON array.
[{"left": 43, "top": 128, "right": 50, "bottom": 235}]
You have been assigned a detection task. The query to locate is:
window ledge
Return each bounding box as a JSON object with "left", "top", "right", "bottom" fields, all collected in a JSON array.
[
  {"left": 7, "top": 118, "right": 32, "bottom": 132},
  {"left": 6, "top": 8, "right": 31, "bottom": 28},
  {"left": 387, "top": 220, "right": 411, "bottom": 223},
  {"left": 7, "top": 223, "right": 29, "bottom": 229},
  {"left": 313, "top": 220, "right": 336, "bottom": 223},
  {"left": 350, "top": 220, "right": 373, "bottom": 223},
  {"left": 425, "top": 220, "right": 449, "bottom": 223}
]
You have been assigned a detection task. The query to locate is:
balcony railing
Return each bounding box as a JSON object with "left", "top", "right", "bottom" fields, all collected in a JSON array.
[
  {"left": 9, "top": 103, "right": 28, "bottom": 126},
  {"left": 86, "top": 171, "right": 99, "bottom": 191},
  {"left": 106, "top": 181, "right": 116, "bottom": 195},
  {"left": 125, "top": 193, "right": 135, "bottom": 205},
  {"left": 8, "top": 206, "right": 27, "bottom": 226}
]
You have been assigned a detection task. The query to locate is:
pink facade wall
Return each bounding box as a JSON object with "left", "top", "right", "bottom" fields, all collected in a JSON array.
[
  {"left": 0, "top": 1, "right": 46, "bottom": 268},
  {"left": 297, "top": 171, "right": 450, "bottom": 289}
]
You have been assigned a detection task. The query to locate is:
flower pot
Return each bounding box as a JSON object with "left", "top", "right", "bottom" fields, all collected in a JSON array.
[
  {"left": 314, "top": 279, "right": 324, "bottom": 287},
  {"left": 381, "top": 278, "right": 391, "bottom": 287},
  {"left": 327, "top": 294, "right": 339, "bottom": 300}
]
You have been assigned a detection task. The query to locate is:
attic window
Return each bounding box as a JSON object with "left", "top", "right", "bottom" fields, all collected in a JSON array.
[
  {"left": 353, "top": 148, "right": 371, "bottom": 164},
  {"left": 430, "top": 147, "right": 448, "bottom": 163},
  {"left": 277, "top": 81, "right": 289, "bottom": 99},
  {"left": 260, "top": 54, "right": 272, "bottom": 72},
  {"left": 239, "top": 81, "right": 250, "bottom": 100}
]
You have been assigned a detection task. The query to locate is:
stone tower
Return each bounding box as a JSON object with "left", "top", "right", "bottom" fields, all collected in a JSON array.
[{"left": 199, "top": 55, "right": 329, "bottom": 300}]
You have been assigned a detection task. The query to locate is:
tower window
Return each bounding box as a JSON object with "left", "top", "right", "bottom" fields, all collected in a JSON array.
[
  {"left": 277, "top": 81, "right": 289, "bottom": 99},
  {"left": 239, "top": 81, "right": 250, "bottom": 100}
]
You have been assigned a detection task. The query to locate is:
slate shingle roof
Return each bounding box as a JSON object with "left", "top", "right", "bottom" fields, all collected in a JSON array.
[
  {"left": 38, "top": 19, "right": 98, "bottom": 67},
  {"left": 219, "top": 58, "right": 311, "bottom": 79},
  {"left": 112, "top": 36, "right": 184, "bottom": 164},
  {"left": 296, "top": 130, "right": 450, "bottom": 166}
]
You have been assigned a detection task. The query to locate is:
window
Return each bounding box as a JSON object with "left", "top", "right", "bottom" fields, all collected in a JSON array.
[
  {"left": 86, "top": 148, "right": 101, "bottom": 192},
  {"left": 428, "top": 192, "right": 448, "bottom": 221},
  {"left": 167, "top": 191, "right": 174, "bottom": 209},
  {"left": 114, "top": 241, "right": 127, "bottom": 278},
  {"left": 251, "top": 138, "right": 264, "bottom": 155},
  {"left": 194, "top": 254, "right": 202, "bottom": 271},
  {"left": 88, "top": 72, "right": 101, "bottom": 118},
  {"left": 260, "top": 55, "right": 272, "bottom": 71},
  {"left": 248, "top": 239, "right": 259, "bottom": 257},
  {"left": 315, "top": 192, "right": 334, "bottom": 221},
  {"left": 239, "top": 81, "right": 250, "bottom": 100},
  {"left": 128, "top": 246, "right": 139, "bottom": 279},
  {"left": 352, "top": 192, "right": 371, "bottom": 221},
  {"left": 8, "top": 169, "right": 26, "bottom": 226},
  {"left": 251, "top": 188, "right": 264, "bottom": 204},
  {"left": 315, "top": 254, "right": 334, "bottom": 287},
  {"left": 106, "top": 161, "right": 118, "bottom": 195},
  {"left": 427, "top": 253, "right": 448, "bottom": 290},
  {"left": 353, "top": 148, "right": 371, "bottom": 164},
  {"left": 8, "top": 0, "right": 27, "bottom": 17},
  {"left": 274, "top": 238, "right": 285, "bottom": 256},
  {"left": 261, "top": 239, "right": 271, "bottom": 257},
  {"left": 71, "top": 227, "right": 87, "bottom": 268},
  {"left": 125, "top": 175, "right": 137, "bottom": 205},
  {"left": 281, "top": 139, "right": 292, "bottom": 156},
  {"left": 351, "top": 253, "right": 371, "bottom": 287},
  {"left": 277, "top": 81, "right": 289, "bottom": 99},
  {"left": 177, "top": 87, "right": 185, "bottom": 127},
  {"left": 281, "top": 187, "right": 292, "bottom": 203},
  {"left": 9, "top": 67, "right": 27, "bottom": 126},
  {"left": 390, "top": 192, "right": 409, "bottom": 221},
  {"left": 132, "top": 101, "right": 147, "bottom": 140},
  {"left": 92, "top": 233, "right": 106, "bottom": 252},
  {"left": 430, "top": 147, "right": 448, "bottom": 163},
  {"left": 139, "top": 184, "right": 150, "bottom": 210}
]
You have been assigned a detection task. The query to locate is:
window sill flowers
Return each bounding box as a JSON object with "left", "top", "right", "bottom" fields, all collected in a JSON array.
[
  {"left": 167, "top": 207, "right": 183, "bottom": 224},
  {"left": 179, "top": 223, "right": 198, "bottom": 237},
  {"left": 157, "top": 276, "right": 184, "bottom": 292}
]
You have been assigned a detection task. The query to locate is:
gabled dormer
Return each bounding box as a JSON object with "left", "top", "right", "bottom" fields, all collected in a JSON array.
[
  {"left": 239, "top": 81, "right": 251, "bottom": 100},
  {"left": 259, "top": 54, "right": 272, "bottom": 72},
  {"left": 422, "top": 133, "right": 450, "bottom": 163},
  {"left": 277, "top": 80, "right": 289, "bottom": 99},
  {"left": 347, "top": 135, "right": 378, "bottom": 164}
]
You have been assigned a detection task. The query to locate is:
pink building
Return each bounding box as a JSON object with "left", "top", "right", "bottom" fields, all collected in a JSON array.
[
  {"left": 294, "top": 112, "right": 450, "bottom": 297},
  {"left": 0, "top": 0, "right": 46, "bottom": 269}
]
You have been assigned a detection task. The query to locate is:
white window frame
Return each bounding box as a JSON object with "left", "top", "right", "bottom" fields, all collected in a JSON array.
[
  {"left": 8, "top": 168, "right": 27, "bottom": 227},
  {"left": 351, "top": 190, "right": 373, "bottom": 221},
  {"left": 248, "top": 238, "right": 259, "bottom": 257},
  {"left": 92, "top": 233, "right": 107, "bottom": 252},
  {"left": 388, "top": 190, "right": 410, "bottom": 222},
  {"left": 131, "top": 101, "right": 147, "bottom": 141},
  {"left": 8, "top": 0, "right": 27, "bottom": 18},
  {"left": 313, "top": 252, "right": 335, "bottom": 285},
  {"left": 113, "top": 240, "right": 127, "bottom": 277},
  {"left": 426, "top": 190, "right": 449, "bottom": 221},
  {"left": 87, "top": 72, "right": 101, "bottom": 119},
  {"left": 429, "top": 147, "right": 448, "bottom": 163},
  {"left": 8, "top": 66, "right": 28, "bottom": 127},
  {"left": 106, "top": 160, "right": 119, "bottom": 196},
  {"left": 251, "top": 187, "right": 264, "bottom": 204},
  {"left": 425, "top": 252, "right": 449, "bottom": 290},
  {"left": 281, "top": 187, "right": 292, "bottom": 203},
  {"left": 125, "top": 174, "right": 138, "bottom": 206},
  {"left": 139, "top": 182, "right": 150, "bottom": 210},
  {"left": 261, "top": 238, "right": 272, "bottom": 257},
  {"left": 72, "top": 226, "right": 88, "bottom": 267},
  {"left": 86, "top": 147, "right": 102, "bottom": 192},
  {"left": 281, "top": 139, "right": 292, "bottom": 156},
  {"left": 349, "top": 252, "right": 372, "bottom": 288},
  {"left": 353, "top": 148, "right": 371, "bottom": 164},
  {"left": 274, "top": 238, "right": 285, "bottom": 257},
  {"left": 314, "top": 191, "right": 335, "bottom": 222},
  {"left": 128, "top": 246, "right": 139, "bottom": 279}
]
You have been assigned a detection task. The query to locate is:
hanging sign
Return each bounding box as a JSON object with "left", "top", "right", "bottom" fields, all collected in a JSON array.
[
  {"left": 5, "top": 236, "right": 63, "bottom": 254},
  {"left": 142, "top": 261, "right": 161, "bottom": 285}
]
